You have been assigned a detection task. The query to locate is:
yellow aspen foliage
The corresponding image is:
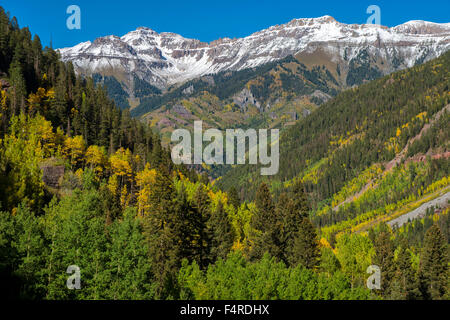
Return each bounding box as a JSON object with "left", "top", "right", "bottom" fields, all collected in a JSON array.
[
  {"left": 27, "top": 88, "right": 45, "bottom": 113},
  {"left": 2, "top": 114, "right": 47, "bottom": 210},
  {"left": 63, "top": 135, "right": 86, "bottom": 167},
  {"left": 136, "top": 164, "right": 157, "bottom": 215},
  {"left": 432, "top": 213, "right": 440, "bottom": 222},
  {"left": 27, "top": 87, "right": 54, "bottom": 114},
  {"left": 75, "top": 168, "right": 84, "bottom": 180},
  {"left": 177, "top": 170, "right": 185, "bottom": 181},
  {"left": 423, "top": 176, "right": 449, "bottom": 194},
  {"left": 107, "top": 174, "right": 119, "bottom": 195},
  {"left": 46, "top": 87, "right": 55, "bottom": 99},
  {"left": 109, "top": 147, "right": 133, "bottom": 178},
  {"left": 85, "top": 145, "right": 107, "bottom": 176},
  {"left": 232, "top": 239, "right": 244, "bottom": 252},
  {"left": 415, "top": 111, "right": 427, "bottom": 121},
  {"left": 37, "top": 119, "right": 56, "bottom": 157},
  {"left": 1, "top": 89, "right": 7, "bottom": 110},
  {"left": 120, "top": 185, "right": 130, "bottom": 208},
  {"left": 319, "top": 238, "right": 332, "bottom": 249}
]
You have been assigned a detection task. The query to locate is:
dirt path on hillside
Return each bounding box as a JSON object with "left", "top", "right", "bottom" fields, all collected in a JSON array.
[
  {"left": 385, "top": 103, "right": 450, "bottom": 171},
  {"left": 333, "top": 104, "right": 450, "bottom": 211},
  {"left": 387, "top": 191, "right": 450, "bottom": 228}
]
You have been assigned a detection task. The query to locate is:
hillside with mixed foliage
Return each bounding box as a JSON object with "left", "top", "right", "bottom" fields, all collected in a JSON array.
[
  {"left": 129, "top": 54, "right": 344, "bottom": 144},
  {"left": 218, "top": 49, "right": 449, "bottom": 250}
]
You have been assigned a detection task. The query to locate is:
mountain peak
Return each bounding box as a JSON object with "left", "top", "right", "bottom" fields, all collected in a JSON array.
[
  {"left": 135, "top": 26, "right": 158, "bottom": 34},
  {"left": 58, "top": 16, "right": 450, "bottom": 89},
  {"left": 315, "top": 15, "right": 337, "bottom": 22},
  {"left": 285, "top": 15, "right": 338, "bottom": 27},
  {"left": 393, "top": 20, "right": 450, "bottom": 34}
]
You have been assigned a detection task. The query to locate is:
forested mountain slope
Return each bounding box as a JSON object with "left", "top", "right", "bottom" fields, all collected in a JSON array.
[
  {"left": 219, "top": 51, "right": 450, "bottom": 238},
  {"left": 135, "top": 54, "right": 341, "bottom": 144}
]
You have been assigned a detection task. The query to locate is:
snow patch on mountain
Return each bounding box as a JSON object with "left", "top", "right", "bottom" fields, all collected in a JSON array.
[{"left": 58, "top": 16, "right": 450, "bottom": 89}]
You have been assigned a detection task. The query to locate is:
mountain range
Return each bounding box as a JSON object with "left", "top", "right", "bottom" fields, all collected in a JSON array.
[
  {"left": 59, "top": 16, "right": 450, "bottom": 89},
  {"left": 57, "top": 16, "right": 450, "bottom": 142}
]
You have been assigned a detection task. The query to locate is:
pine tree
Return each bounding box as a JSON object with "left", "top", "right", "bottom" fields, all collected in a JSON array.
[
  {"left": 142, "top": 167, "right": 178, "bottom": 298},
  {"left": 192, "top": 184, "right": 212, "bottom": 269},
  {"left": 279, "top": 180, "right": 311, "bottom": 265},
  {"left": 8, "top": 60, "right": 26, "bottom": 114},
  {"left": 208, "top": 200, "right": 234, "bottom": 262},
  {"left": 372, "top": 224, "right": 395, "bottom": 297},
  {"left": 418, "top": 224, "right": 448, "bottom": 300},
  {"left": 99, "top": 184, "right": 121, "bottom": 226},
  {"left": 228, "top": 186, "right": 241, "bottom": 210},
  {"left": 289, "top": 217, "right": 320, "bottom": 269},
  {"left": 389, "top": 240, "right": 420, "bottom": 300},
  {"left": 287, "top": 180, "right": 310, "bottom": 218},
  {"left": 249, "top": 183, "right": 281, "bottom": 260},
  {"left": 49, "top": 70, "right": 68, "bottom": 130},
  {"left": 172, "top": 184, "right": 210, "bottom": 270}
]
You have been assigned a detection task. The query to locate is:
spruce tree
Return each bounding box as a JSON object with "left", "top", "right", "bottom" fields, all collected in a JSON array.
[
  {"left": 372, "top": 224, "right": 395, "bottom": 297},
  {"left": 279, "top": 180, "right": 311, "bottom": 265},
  {"left": 142, "top": 167, "right": 178, "bottom": 298},
  {"left": 193, "top": 184, "right": 212, "bottom": 269},
  {"left": 8, "top": 60, "right": 26, "bottom": 114},
  {"left": 418, "top": 224, "right": 448, "bottom": 300},
  {"left": 289, "top": 217, "right": 320, "bottom": 269},
  {"left": 249, "top": 183, "right": 281, "bottom": 260},
  {"left": 389, "top": 240, "right": 419, "bottom": 300},
  {"left": 208, "top": 200, "right": 234, "bottom": 262},
  {"left": 228, "top": 186, "right": 241, "bottom": 210}
]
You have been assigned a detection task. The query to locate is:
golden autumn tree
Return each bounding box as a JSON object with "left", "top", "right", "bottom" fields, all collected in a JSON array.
[
  {"left": 135, "top": 163, "right": 157, "bottom": 215},
  {"left": 27, "top": 87, "right": 54, "bottom": 115},
  {"left": 33, "top": 117, "right": 56, "bottom": 157},
  {"left": 108, "top": 147, "right": 133, "bottom": 204},
  {"left": 0, "top": 89, "right": 7, "bottom": 121},
  {"left": 63, "top": 135, "right": 86, "bottom": 168},
  {"left": 85, "top": 145, "right": 108, "bottom": 177},
  {"left": 110, "top": 147, "right": 133, "bottom": 179}
]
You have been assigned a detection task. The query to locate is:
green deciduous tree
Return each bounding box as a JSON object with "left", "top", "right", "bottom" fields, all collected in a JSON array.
[{"left": 106, "top": 208, "right": 154, "bottom": 300}]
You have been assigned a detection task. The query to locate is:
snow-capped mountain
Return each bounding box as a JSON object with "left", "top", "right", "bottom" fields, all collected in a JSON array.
[{"left": 58, "top": 16, "right": 450, "bottom": 90}]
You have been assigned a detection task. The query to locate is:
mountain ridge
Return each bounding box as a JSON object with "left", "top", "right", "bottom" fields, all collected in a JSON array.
[{"left": 58, "top": 16, "right": 450, "bottom": 91}]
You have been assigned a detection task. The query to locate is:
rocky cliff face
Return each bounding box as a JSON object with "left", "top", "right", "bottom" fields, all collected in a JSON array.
[{"left": 58, "top": 16, "right": 450, "bottom": 91}]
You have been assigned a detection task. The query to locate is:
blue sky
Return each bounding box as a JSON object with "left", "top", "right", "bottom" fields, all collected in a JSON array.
[{"left": 2, "top": 0, "right": 449, "bottom": 48}]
